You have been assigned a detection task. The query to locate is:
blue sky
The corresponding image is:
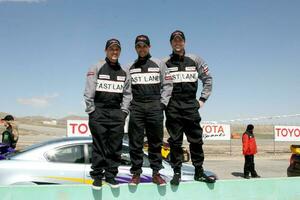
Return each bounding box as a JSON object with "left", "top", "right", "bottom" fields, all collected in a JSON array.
[{"left": 0, "top": 0, "right": 299, "bottom": 123}]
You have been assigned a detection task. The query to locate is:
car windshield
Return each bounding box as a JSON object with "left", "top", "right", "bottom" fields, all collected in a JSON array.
[
  {"left": 6, "top": 139, "right": 71, "bottom": 158},
  {"left": 45, "top": 145, "right": 85, "bottom": 164}
]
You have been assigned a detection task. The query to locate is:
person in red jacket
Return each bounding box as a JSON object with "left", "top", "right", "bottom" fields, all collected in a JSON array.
[{"left": 242, "top": 124, "right": 260, "bottom": 179}]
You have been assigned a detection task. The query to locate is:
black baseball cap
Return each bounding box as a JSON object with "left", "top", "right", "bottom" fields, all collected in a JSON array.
[
  {"left": 1, "top": 115, "right": 14, "bottom": 121},
  {"left": 170, "top": 30, "right": 185, "bottom": 42},
  {"left": 246, "top": 124, "right": 254, "bottom": 131},
  {"left": 135, "top": 35, "right": 150, "bottom": 46},
  {"left": 105, "top": 38, "right": 121, "bottom": 50}
]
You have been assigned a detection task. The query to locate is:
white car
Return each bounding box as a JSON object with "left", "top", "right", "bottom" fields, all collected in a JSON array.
[{"left": 0, "top": 137, "right": 216, "bottom": 185}]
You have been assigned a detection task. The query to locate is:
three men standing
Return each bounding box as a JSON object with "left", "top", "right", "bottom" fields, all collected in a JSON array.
[{"left": 84, "top": 31, "right": 214, "bottom": 188}]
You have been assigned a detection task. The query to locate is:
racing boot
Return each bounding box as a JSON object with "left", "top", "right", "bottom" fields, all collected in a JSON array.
[
  {"left": 194, "top": 168, "right": 216, "bottom": 183},
  {"left": 152, "top": 173, "right": 166, "bottom": 186},
  {"left": 92, "top": 178, "right": 102, "bottom": 190},
  {"left": 170, "top": 172, "right": 181, "bottom": 186},
  {"left": 251, "top": 172, "right": 261, "bottom": 178},
  {"left": 244, "top": 174, "right": 250, "bottom": 179},
  {"left": 106, "top": 177, "right": 119, "bottom": 188},
  {"left": 244, "top": 170, "right": 250, "bottom": 179},
  {"left": 129, "top": 174, "right": 140, "bottom": 186}
]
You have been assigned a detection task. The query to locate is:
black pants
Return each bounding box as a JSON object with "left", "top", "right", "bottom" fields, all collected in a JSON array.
[
  {"left": 128, "top": 100, "right": 164, "bottom": 175},
  {"left": 166, "top": 99, "right": 204, "bottom": 173},
  {"left": 88, "top": 107, "right": 125, "bottom": 179},
  {"left": 244, "top": 155, "right": 257, "bottom": 176}
]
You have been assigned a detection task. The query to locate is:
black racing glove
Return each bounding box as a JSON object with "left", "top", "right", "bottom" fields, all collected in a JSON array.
[
  {"left": 89, "top": 110, "right": 96, "bottom": 117},
  {"left": 122, "top": 110, "right": 128, "bottom": 120},
  {"left": 160, "top": 103, "right": 166, "bottom": 110}
]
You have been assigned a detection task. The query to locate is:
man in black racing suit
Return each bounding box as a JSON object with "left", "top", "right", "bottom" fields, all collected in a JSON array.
[
  {"left": 164, "top": 30, "right": 215, "bottom": 185},
  {"left": 84, "top": 39, "right": 127, "bottom": 189},
  {"left": 121, "top": 35, "right": 173, "bottom": 186}
]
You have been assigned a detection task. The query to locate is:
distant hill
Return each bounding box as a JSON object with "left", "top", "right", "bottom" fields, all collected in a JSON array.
[
  {"left": 20, "top": 116, "right": 54, "bottom": 120},
  {"left": 0, "top": 112, "right": 10, "bottom": 119},
  {"left": 1, "top": 111, "right": 299, "bottom": 129},
  {"left": 0, "top": 112, "right": 88, "bottom": 126},
  {"left": 59, "top": 115, "right": 88, "bottom": 121},
  {"left": 19, "top": 115, "right": 87, "bottom": 126},
  {"left": 57, "top": 115, "right": 88, "bottom": 126}
]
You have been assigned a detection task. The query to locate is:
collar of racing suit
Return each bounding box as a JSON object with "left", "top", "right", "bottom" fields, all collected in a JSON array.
[
  {"left": 105, "top": 57, "right": 121, "bottom": 70},
  {"left": 136, "top": 54, "right": 152, "bottom": 65},
  {"left": 170, "top": 51, "right": 185, "bottom": 61}
]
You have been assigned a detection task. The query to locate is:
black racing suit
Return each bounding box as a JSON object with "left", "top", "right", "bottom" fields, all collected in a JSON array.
[
  {"left": 164, "top": 52, "right": 212, "bottom": 173},
  {"left": 84, "top": 58, "right": 127, "bottom": 180},
  {"left": 122, "top": 54, "right": 173, "bottom": 175}
]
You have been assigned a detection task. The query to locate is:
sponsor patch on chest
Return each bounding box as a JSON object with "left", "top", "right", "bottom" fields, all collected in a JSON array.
[
  {"left": 98, "top": 74, "right": 110, "bottom": 79},
  {"left": 117, "top": 76, "right": 126, "bottom": 81},
  {"left": 96, "top": 80, "right": 124, "bottom": 93},
  {"left": 130, "top": 68, "right": 142, "bottom": 73},
  {"left": 168, "top": 67, "right": 178, "bottom": 72},
  {"left": 148, "top": 67, "right": 160, "bottom": 72},
  {"left": 170, "top": 71, "right": 198, "bottom": 83},
  {"left": 185, "top": 66, "right": 196, "bottom": 71},
  {"left": 131, "top": 72, "right": 160, "bottom": 85}
]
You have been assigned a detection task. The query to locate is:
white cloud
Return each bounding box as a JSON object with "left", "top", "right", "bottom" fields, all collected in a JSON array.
[
  {"left": 0, "top": 0, "right": 46, "bottom": 3},
  {"left": 17, "top": 93, "right": 59, "bottom": 108},
  {"left": 45, "top": 93, "right": 59, "bottom": 99}
]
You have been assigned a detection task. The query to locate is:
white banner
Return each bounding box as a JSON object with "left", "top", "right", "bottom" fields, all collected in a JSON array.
[
  {"left": 67, "top": 121, "right": 230, "bottom": 140},
  {"left": 274, "top": 126, "right": 300, "bottom": 141},
  {"left": 67, "top": 118, "right": 129, "bottom": 137},
  {"left": 202, "top": 124, "right": 231, "bottom": 141},
  {"left": 67, "top": 120, "right": 91, "bottom": 137}
]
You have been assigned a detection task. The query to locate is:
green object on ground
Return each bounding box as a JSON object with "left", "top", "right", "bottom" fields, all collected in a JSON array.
[{"left": 0, "top": 177, "right": 299, "bottom": 200}]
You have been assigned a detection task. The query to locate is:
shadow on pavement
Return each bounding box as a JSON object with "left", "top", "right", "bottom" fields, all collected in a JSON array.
[{"left": 231, "top": 172, "right": 244, "bottom": 178}]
